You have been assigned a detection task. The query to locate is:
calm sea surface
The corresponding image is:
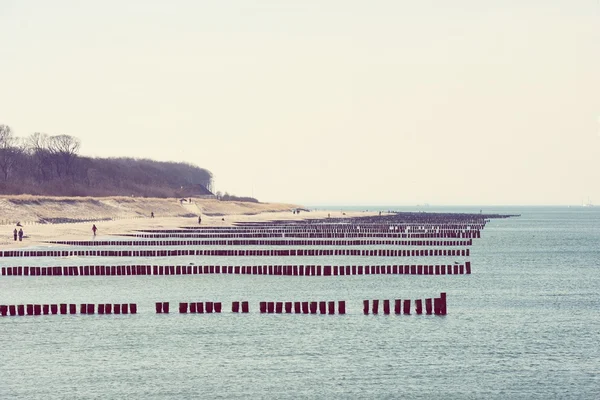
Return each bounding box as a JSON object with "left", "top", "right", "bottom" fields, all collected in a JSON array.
[{"left": 1, "top": 206, "right": 599, "bottom": 399}]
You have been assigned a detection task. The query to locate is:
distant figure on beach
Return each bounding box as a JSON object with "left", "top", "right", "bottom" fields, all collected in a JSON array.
[
  {"left": 151, "top": 212, "right": 154, "bottom": 218},
  {"left": 13, "top": 228, "right": 17, "bottom": 241},
  {"left": 198, "top": 216, "right": 202, "bottom": 225},
  {"left": 92, "top": 224, "right": 98, "bottom": 236},
  {"left": 16, "top": 221, "right": 22, "bottom": 227},
  {"left": 18, "top": 228, "right": 23, "bottom": 241},
  {"left": 221, "top": 218, "right": 225, "bottom": 221},
  {"left": 379, "top": 211, "right": 381, "bottom": 216}
]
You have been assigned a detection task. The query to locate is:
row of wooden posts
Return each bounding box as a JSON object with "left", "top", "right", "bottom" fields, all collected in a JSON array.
[
  {"left": 0, "top": 248, "right": 471, "bottom": 258},
  {"left": 134, "top": 230, "right": 482, "bottom": 238},
  {"left": 1, "top": 295, "right": 446, "bottom": 316},
  {"left": 1, "top": 262, "right": 471, "bottom": 277},
  {"left": 47, "top": 239, "right": 474, "bottom": 247},
  {"left": 0, "top": 303, "right": 137, "bottom": 316},
  {"left": 124, "top": 233, "right": 477, "bottom": 239},
  {"left": 156, "top": 224, "right": 487, "bottom": 232}
]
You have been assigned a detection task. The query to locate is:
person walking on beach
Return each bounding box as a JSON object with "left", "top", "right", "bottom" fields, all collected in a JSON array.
[
  {"left": 18, "top": 228, "right": 23, "bottom": 242},
  {"left": 92, "top": 224, "right": 98, "bottom": 236},
  {"left": 151, "top": 212, "right": 154, "bottom": 218},
  {"left": 198, "top": 215, "right": 202, "bottom": 225},
  {"left": 13, "top": 228, "right": 17, "bottom": 241}
]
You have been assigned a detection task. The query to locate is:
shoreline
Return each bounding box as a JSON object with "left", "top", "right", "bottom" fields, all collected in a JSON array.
[
  {"left": 0, "top": 205, "right": 374, "bottom": 250},
  {"left": 0, "top": 195, "right": 297, "bottom": 249}
]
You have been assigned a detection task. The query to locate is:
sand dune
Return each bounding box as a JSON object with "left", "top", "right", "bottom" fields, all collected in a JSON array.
[
  {"left": 0, "top": 196, "right": 368, "bottom": 249},
  {"left": 0, "top": 195, "right": 298, "bottom": 224}
]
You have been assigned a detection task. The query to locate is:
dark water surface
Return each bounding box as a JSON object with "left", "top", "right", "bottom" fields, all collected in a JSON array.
[{"left": 1, "top": 206, "right": 599, "bottom": 399}]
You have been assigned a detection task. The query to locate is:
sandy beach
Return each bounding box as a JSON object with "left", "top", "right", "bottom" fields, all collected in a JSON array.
[{"left": 0, "top": 196, "right": 372, "bottom": 249}]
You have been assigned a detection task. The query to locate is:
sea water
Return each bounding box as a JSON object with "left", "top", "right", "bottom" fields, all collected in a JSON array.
[{"left": 0, "top": 206, "right": 599, "bottom": 399}]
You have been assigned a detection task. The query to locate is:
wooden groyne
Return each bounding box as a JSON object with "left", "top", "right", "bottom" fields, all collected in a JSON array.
[
  {"left": 0, "top": 303, "right": 137, "bottom": 316},
  {"left": 1, "top": 296, "right": 447, "bottom": 317},
  {"left": 1, "top": 262, "right": 471, "bottom": 277},
  {"left": 0, "top": 248, "right": 471, "bottom": 258},
  {"left": 46, "top": 238, "right": 474, "bottom": 246}
]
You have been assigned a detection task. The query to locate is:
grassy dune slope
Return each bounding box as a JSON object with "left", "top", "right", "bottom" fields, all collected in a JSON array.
[{"left": 0, "top": 196, "right": 298, "bottom": 225}]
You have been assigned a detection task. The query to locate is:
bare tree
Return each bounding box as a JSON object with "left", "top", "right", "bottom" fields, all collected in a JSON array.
[
  {"left": 27, "top": 132, "right": 54, "bottom": 181},
  {"left": 48, "top": 134, "right": 81, "bottom": 178},
  {"left": 0, "top": 124, "right": 22, "bottom": 181}
]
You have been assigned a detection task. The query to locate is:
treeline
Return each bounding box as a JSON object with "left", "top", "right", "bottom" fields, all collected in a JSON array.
[
  {"left": 216, "top": 192, "right": 259, "bottom": 203},
  {"left": 0, "top": 124, "right": 213, "bottom": 198}
]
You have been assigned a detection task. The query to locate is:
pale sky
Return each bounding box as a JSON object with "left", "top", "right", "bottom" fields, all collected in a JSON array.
[{"left": 1, "top": 1, "right": 598, "bottom": 205}]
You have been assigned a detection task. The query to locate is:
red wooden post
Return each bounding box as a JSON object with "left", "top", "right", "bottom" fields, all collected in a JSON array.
[
  {"left": 338, "top": 301, "right": 346, "bottom": 315},
  {"left": 319, "top": 301, "right": 326, "bottom": 314},
  {"left": 434, "top": 297, "right": 441, "bottom": 315},
  {"left": 440, "top": 292, "right": 447, "bottom": 315},
  {"left": 403, "top": 299, "right": 410, "bottom": 314},
  {"left": 425, "top": 298, "right": 433, "bottom": 315},
  {"left": 415, "top": 299, "right": 423, "bottom": 315},
  {"left": 179, "top": 302, "right": 188, "bottom": 313},
  {"left": 394, "top": 299, "right": 401, "bottom": 314}
]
